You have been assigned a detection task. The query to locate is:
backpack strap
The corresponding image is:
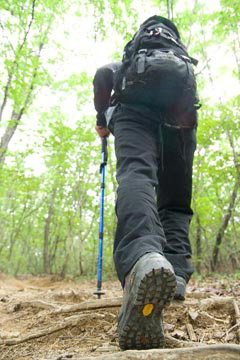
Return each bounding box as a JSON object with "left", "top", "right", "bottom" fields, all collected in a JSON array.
[
  {"left": 149, "top": 26, "right": 199, "bottom": 66},
  {"left": 137, "top": 49, "right": 147, "bottom": 73},
  {"left": 134, "top": 25, "right": 199, "bottom": 66},
  {"left": 189, "top": 57, "right": 198, "bottom": 66},
  {"left": 147, "top": 25, "right": 188, "bottom": 53}
]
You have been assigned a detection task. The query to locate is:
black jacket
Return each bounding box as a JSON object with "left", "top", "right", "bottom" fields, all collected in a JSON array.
[{"left": 93, "top": 62, "right": 121, "bottom": 126}]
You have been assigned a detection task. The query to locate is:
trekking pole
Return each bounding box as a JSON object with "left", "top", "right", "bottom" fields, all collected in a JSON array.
[{"left": 94, "top": 136, "right": 108, "bottom": 299}]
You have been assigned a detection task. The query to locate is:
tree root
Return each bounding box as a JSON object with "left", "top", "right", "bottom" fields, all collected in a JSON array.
[
  {"left": 3, "top": 295, "right": 239, "bottom": 350},
  {"left": 52, "top": 297, "right": 122, "bottom": 314},
  {"left": 165, "top": 335, "right": 200, "bottom": 348},
  {"left": 198, "top": 296, "right": 235, "bottom": 311},
  {"left": 0, "top": 313, "right": 104, "bottom": 346},
  {"left": 20, "top": 300, "right": 60, "bottom": 311},
  {"left": 233, "top": 299, "right": 240, "bottom": 343},
  {"left": 75, "top": 344, "right": 240, "bottom": 360},
  {"left": 51, "top": 295, "right": 239, "bottom": 315}
]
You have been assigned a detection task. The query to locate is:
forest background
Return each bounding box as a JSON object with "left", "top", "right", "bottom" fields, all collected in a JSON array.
[{"left": 0, "top": 0, "right": 239, "bottom": 280}]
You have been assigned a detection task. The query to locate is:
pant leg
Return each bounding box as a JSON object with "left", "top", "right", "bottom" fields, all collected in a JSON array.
[
  {"left": 157, "top": 125, "right": 197, "bottom": 282},
  {"left": 112, "top": 106, "right": 166, "bottom": 286}
]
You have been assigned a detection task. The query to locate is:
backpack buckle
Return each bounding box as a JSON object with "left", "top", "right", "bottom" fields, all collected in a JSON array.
[
  {"left": 138, "top": 48, "right": 147, "bottom": 54},
  {"left": 149, "top": 27, "right": 163, "bottom": 36}
]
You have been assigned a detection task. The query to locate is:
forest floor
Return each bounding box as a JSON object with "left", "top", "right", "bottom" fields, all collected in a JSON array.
[{"left": 0, "top": 274, "right": 240, "bottom": 360}]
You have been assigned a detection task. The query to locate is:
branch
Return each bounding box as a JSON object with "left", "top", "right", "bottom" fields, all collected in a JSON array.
[
  {"left": 227, "top": 130, "right": 240, "bottom": 177},
  {"left": 0, "top": 73, "right": 14, "bottom": 123},
  {"left": 18, "top": 0, "right": 36, "bottom": 53},
  {"left": 232, "top": 36, "right": 240, "bottom": 80},
  {"left": 195, "top": 58, "right": 211, "bottom": 76}
]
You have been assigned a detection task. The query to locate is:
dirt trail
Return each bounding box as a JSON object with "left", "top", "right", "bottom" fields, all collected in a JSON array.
[{"left": 0, "top": 274, "right": 240, "bottom": 360}]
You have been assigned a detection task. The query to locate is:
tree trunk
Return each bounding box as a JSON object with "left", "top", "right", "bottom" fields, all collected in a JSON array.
[
  {"left": 0, "top": 73, "right": 13, "bottom": 123},
  {"left": 79, "top": 250, "right": 84, "bottom": 275},
  {"left": 211, "top": 130, "right": 240, "bottom": 272},
  {"left": 0, "top": 111, "right": 22, "bottom": 164},
  {"left": 60, "top": 251, "right": 69, "bottom": 279},
  {"left": 166, "top": 0, "right": 171, "bottom": 19},
  {"left": 195, "top": 213, "right": 202, "bottom": 273},
  {"left": 211, "top": 177, "right": 239, "bottom": 271},
  {"left": 43, "top": 188, "right": 57, "bottom": 274}
]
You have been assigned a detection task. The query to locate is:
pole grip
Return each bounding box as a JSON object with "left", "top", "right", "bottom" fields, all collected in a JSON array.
[
  {"left": 102, "top": 137, "right": 108, "bottom": 164},
  {"left": 100, "top": 137, "right": 108, "bottom": 173}
]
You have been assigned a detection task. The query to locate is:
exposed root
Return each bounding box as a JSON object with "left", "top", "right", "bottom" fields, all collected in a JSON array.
[
  {"left": 231, "top": 300, "right": 240, "bottom": 343},
  {"left": 52, "top": 297, "right": 122, "bottom": 314},
  {"left": 19, "top": 300, "right": 60, "bottom": 311},
  {"left": 199, "top": 296, "right": 235, "bottom": 311},
  {"left": 165, "top": 335, "right": 200, "bottom": 348},
  {"left": 51, "top": 296, "right": 239, "bottom": 315},
  {"left": 0, "top": 313, "right": 104, "bottom": 346},
  {"left": 1, "top": 277, "right": 240, "bottom": 359},
  {"left": 74, "top": 344, "right": 240, "bottom": 360}
]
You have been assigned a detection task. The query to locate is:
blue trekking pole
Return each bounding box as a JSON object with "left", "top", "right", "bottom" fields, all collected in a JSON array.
[{"left": 94, "top": 137, "right": 108, "bottom": 299}]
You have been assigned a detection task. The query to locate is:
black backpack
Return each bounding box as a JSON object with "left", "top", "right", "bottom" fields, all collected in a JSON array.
[{"left": 114, "top": 16, "right": 199, "bottom": 114}]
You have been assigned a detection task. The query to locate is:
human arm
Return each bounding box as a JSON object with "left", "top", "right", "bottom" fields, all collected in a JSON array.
[{"left": 93, "top": 62, "right": 121, "bottom": 135}]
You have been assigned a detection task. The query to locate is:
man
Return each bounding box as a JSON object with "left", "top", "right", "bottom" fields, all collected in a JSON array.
[{"left": 93, "top": 15, "right": 199, "bottom": 350}]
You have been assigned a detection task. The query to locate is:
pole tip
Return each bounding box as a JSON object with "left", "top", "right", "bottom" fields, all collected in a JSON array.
[{"left": 94, "top": 289, "right": 105, "bottom": 299}]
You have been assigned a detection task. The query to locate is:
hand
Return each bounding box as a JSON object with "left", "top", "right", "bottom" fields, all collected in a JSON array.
[{"left": 95, "top": 125, "right": 110, "bottom": 138}]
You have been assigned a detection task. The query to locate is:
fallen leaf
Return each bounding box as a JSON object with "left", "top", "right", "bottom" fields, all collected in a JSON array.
[{"left": 189, "top": 310, "right": 199, "bottom": 321}]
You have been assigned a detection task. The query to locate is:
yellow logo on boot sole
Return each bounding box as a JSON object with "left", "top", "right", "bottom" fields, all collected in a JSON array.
[{"left": 142, "top": 304, "right": 154, "bottom": 316}]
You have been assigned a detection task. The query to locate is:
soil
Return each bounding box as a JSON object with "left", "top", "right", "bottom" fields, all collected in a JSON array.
[{"left": 0, "top": 274, "right": 239, "bottom": 360}]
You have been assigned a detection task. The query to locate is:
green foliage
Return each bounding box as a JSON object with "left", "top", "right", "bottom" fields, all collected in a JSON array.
[{"left": 0, "top": 0, "right": 67, "bottom": 163}]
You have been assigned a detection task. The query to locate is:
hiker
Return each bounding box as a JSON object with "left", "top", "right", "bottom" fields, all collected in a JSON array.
[{"left": 93, "top": 15, "right": 200, "bottom": 350}]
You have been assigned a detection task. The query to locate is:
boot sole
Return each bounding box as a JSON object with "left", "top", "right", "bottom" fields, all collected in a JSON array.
[{"left": 118, "top": 267, "right": 176, "bottom": 350}]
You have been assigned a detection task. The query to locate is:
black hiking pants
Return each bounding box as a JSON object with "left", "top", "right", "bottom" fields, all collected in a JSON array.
[{"left": 110, "top": 104, "right": 196, "bottom": 287}]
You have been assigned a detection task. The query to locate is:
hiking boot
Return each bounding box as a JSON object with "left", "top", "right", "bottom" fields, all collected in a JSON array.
[
  {"left": 118, "top": 252, "right": 176, "bottom": 350},
  {"left": 174, "top": 275, "right": 186, "bottom": 300}
]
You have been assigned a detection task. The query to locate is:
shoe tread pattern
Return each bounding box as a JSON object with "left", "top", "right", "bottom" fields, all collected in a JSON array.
[{"left": 118, "top": 267, "right": 176, "bottom": 350}]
